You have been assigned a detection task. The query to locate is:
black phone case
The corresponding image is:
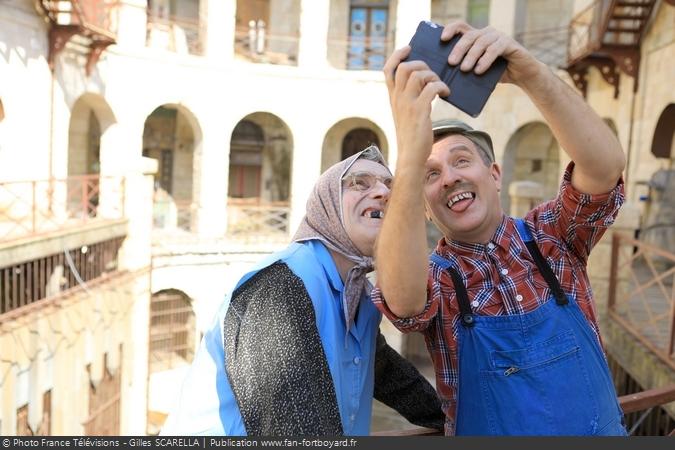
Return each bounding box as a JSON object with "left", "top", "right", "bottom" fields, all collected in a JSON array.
[{"left": 403, "top": 21, "right": 507, "bottom": 117}]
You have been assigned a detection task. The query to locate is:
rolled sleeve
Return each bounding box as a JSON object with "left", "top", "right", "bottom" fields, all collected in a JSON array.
[
  {"left": 532, "top": 161, "right": 625, "bottom": 263},
  {"left": 371, "top": 276, "right": 439, "bottom": 333}
]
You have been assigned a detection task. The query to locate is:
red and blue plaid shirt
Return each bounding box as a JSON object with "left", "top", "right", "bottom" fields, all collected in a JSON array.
[{"left": 372, "top": 163, "right": 625, "bottom": 435}]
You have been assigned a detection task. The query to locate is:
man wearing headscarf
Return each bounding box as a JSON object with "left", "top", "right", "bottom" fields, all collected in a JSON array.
[{"left": 161, "top": 146, "right": 444, "bottom": 436}]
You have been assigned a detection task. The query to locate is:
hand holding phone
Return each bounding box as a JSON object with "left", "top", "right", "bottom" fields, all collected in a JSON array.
[{"left": 403, "top": 21, "right": 507, "bottom": 117}]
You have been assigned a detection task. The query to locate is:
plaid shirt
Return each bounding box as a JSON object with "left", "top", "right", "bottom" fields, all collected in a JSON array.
[{"left": 372, "top": 163, "right": 625, "bottom": 435}]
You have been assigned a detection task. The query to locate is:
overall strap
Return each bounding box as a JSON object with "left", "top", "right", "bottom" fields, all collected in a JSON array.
[
  {"left": 514, "top": 219, "right": 568, "bottom": 306},
  {"left": 430, "top": 253, "right": 475, "bottom": 327}
]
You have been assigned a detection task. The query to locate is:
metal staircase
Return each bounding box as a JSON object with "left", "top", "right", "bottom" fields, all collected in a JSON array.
[
  {"left": 36, "top": 0, "right": 117, "bottom": 75},
  {"left": 566, "top": 0, "right": 662, "bottom": 97}
]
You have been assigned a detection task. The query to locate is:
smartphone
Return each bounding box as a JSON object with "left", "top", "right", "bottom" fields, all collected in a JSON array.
[{"left": 403, "top": 21, "right": 507, "bottom": 118}]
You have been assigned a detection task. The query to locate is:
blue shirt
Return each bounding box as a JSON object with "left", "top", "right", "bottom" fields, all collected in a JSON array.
[{"left": 161, "top": 240, "right": 382, "bottom": 435}]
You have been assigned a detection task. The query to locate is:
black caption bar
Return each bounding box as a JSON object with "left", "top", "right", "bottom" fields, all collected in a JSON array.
[{"left": 2, "top": 436, "right": 673, "bottom": 450}]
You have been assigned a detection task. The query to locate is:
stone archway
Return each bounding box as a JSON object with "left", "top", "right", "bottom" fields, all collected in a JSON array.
[
  {"left": 227, "top": 112, "right": 293, "bottom": 238},
  {"left": 143, "top": 104, "right": 203, "bottom": 231},
  {"left": 501, "top": 122, "right": 561, "bottom": 216},
  {"left": 321, "top": 118, "right": 388, "bottom": 173}
]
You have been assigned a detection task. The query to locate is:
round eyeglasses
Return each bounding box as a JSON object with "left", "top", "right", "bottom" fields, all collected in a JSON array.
[{"left": 342, "top": 171, "right": 393, "bottom": 192}]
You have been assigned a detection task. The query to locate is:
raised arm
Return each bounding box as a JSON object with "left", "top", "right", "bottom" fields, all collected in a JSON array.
[
  {"left": 440, "top": 21, "right": 626, "bottom": 194},
  {"left": 376, "top": 47, "right": 449, "bottom": 318}
]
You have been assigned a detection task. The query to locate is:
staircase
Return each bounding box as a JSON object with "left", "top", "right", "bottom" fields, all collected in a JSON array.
[
  {"left": 566, "top": 0, "right": 659, "bottom": 97},
  {"left": 36, "top": 0, "right": 117, "bottom": 74}
]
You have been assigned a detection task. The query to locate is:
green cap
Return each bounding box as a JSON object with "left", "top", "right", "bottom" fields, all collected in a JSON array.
[{"left": 431, "top": 118, "right": 495, "bottom": 163}]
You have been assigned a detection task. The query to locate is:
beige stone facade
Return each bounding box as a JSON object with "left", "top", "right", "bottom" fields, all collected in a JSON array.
[{"left": 1, "top": 0, "right": 673, "bottom": 436}]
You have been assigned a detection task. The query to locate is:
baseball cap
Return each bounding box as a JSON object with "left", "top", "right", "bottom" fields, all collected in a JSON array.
[{"left": 431, "top": 119, "right": 495, "bottom": 163}]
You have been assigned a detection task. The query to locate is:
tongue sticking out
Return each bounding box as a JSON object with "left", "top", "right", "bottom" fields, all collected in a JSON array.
[{"left": 449, "top": 197, "right": 473, "bottom": 213}]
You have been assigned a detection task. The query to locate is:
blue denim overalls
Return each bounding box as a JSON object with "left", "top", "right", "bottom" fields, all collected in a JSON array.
[{"left": 429, "top": 219, "right": 627, "bottom": 436}]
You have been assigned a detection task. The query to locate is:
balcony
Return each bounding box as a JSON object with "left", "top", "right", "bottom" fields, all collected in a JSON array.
[
  {"left": 608, "top": 233, "right": 675, "bottom": 371},
  {"left": 226, "top": 198, "right": 290, "bottom": 243},
  {"left": 36, "top": 0, "right": 118, "bottom": 74},
  {"left": 514, "top": 26, "right": 569, "bottom": 69},
  {"left": 146, "top": 12, "right": 204, "bottom": 56},
  {"left": 0, "top": 175, "right": 125, "bottom": 243},
  {"left": 0, "top": 175, "right": 127, "bottom": 320},
  {"left": 566, "top": 0, "right": 658, "bottom": 97},
  {"left": 234, "top": 23, "right": 299, "bottom": 66}
]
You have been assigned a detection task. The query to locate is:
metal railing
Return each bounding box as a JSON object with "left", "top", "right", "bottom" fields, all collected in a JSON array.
[
  {"left": 227, "top": 198, "right": 290, "bottom": 239},
  {"left": 152, "top": 195, "right": 193, "bottom": 232},
  {"left": 233, "top": 28, "right": 299, "bottom": 65},
  {"left": 0, "top": 236, "right": 124, "bottom": 319},
  {"left": 148, "top": 290, "right": 196, "bottom": 373},
  {"left": 0, "top": 175, "right": 125, "bottom": 243},
  {"left": 608, "top": 233, "right": 675, "bottom": 370},
  {"left": 568, "top": 0, "right": 618, "bottom": 64},
  {"left": 38, "top": 0, "right": 119, "bottom": 38},
  {"left": 515, "top": 26, "right": 569, "bottom": 68},
  {"left": 146, "top": 13, "right": 204, "bottom": 55}
]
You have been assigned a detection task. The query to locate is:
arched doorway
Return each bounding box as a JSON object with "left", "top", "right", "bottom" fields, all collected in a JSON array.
[
  {"left": 227, "top": 112, "right": 293, "bottom": 238},
  {"left": 501, "top": 122, "right": 561, "bottom": 216},
  {"left": 640, "top": 104, "right": 675, "bottom": 258},
  {"left": 67, "top": 94, "right": 117, "bottom": 219},
  {"left": 148, "top": 289, "right": 196, "bottom": 372},
  {"left": 143, "top": 104, "right": 202, "bottom": 231},
  {"left": 341, "top": 128, "right": 380, "bottom": 160},
  {"left": 321, "top": 118, "right": 388, "bottom": 173}
]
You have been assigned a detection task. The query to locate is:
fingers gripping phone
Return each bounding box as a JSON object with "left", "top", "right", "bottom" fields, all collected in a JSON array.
[{"left": 403, "top": 21, "right": 507, "bottom": 118}]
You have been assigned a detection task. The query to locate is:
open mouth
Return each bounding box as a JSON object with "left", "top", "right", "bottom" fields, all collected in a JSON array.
[
  {"left": 362, "top": 208, "right": 384, "bottom": 219},
  {"left": 447, "top": 192, "right": 475, "bottom": 212}
]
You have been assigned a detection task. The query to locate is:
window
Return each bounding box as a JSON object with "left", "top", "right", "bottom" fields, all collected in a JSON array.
[
  {"left": 467, "top": 0, "right": 490, "bottom": 29},
  {"left": 15, "top": 391, "right": 51, "bottom": 436},
  {"left": 149, "top": 290, "right": 195, "bottom": 372},
  {"left": 347, "top": 1, "right": 390, "bottom": 70},
  {"left": 84, "top": 353, "right": 121, "bottom": 436}
]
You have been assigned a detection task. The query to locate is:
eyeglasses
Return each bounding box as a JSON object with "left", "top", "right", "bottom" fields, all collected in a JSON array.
[{"left": 342, "top": 171, "right": 393, "bottom": 192}]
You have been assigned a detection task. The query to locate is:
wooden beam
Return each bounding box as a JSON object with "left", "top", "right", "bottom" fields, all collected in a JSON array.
[{"left": 619, "top": 384, "right": 675, "bottom": 413}]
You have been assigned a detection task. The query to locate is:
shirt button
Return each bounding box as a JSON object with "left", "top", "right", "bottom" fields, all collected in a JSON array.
[
  {"left": 516, "top": 294, "right": 523, "bottom": 302},
  {"left": 487, "top": 243, "right": 495, "bottom": 250},
  {"left": 353, "top": 356, "right": 361, "bottom": 365},
  {"left": 501, "top": 268, "right": 509, "bottom": 275},
  {"left": 350, "top": 414, "right": 356, "bottom": 422},
  {"left": 471, "top": 300, "right": 479, "bottom": 308}
]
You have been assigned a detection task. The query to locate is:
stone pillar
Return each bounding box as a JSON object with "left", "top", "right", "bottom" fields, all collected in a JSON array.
[
  {"left": 114, "top": 0, "right": 149, "bottom": 49},
  {"left": 195, "top": 119, "right": 228, "bottom": 237},
  {"left": 288, "top": 128, "right": 325, "bottom": 234},
  {"left": 508, "top": 180, "right": 543, "bottom": 218},
  {"left": 394, "top": 0, "right": 431, "bottom": 49},
  {"left": 490, "top": 0, "right": 518, "bottom": 36},
  {"left": 297, "top": 0, "right": 330, "bottom": 68},
  {"left": 204, "top": 0, "right": 235, "bottom": 60}
]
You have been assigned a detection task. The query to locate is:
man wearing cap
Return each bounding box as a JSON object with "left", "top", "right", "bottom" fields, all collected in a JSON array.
[{"left": 372, "top": 20, "right": 627, "bottom": 435}]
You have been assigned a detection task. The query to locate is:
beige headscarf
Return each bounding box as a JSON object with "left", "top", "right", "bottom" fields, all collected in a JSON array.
[{"left": 293, "top": 145, "right": 390, "bottom": 331}]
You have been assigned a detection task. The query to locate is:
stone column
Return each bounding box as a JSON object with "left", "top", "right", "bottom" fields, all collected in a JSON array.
[
  {"left": 508, "top": 180, "right": 543, "bottom": 218},
  {"left": 490, "top": 0, "right": 518, "bottom": 36},
  {"left": 395, "top": 0, "right": 431, "bottom": 49},
  {"left": 194, "top": 118, "right": 228, "bottom": 237},
  {"left": 297, "top": 0, "right": 330, "bottom": 68},
  {"left": 204, "top": 0, "right": 235, "bottom": 61},
  {"left": 288, "top": 128, "right": 325, "bottom": 233},
  {"left": 114, "top": 0, "right": 149, "bottom": 49}
]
